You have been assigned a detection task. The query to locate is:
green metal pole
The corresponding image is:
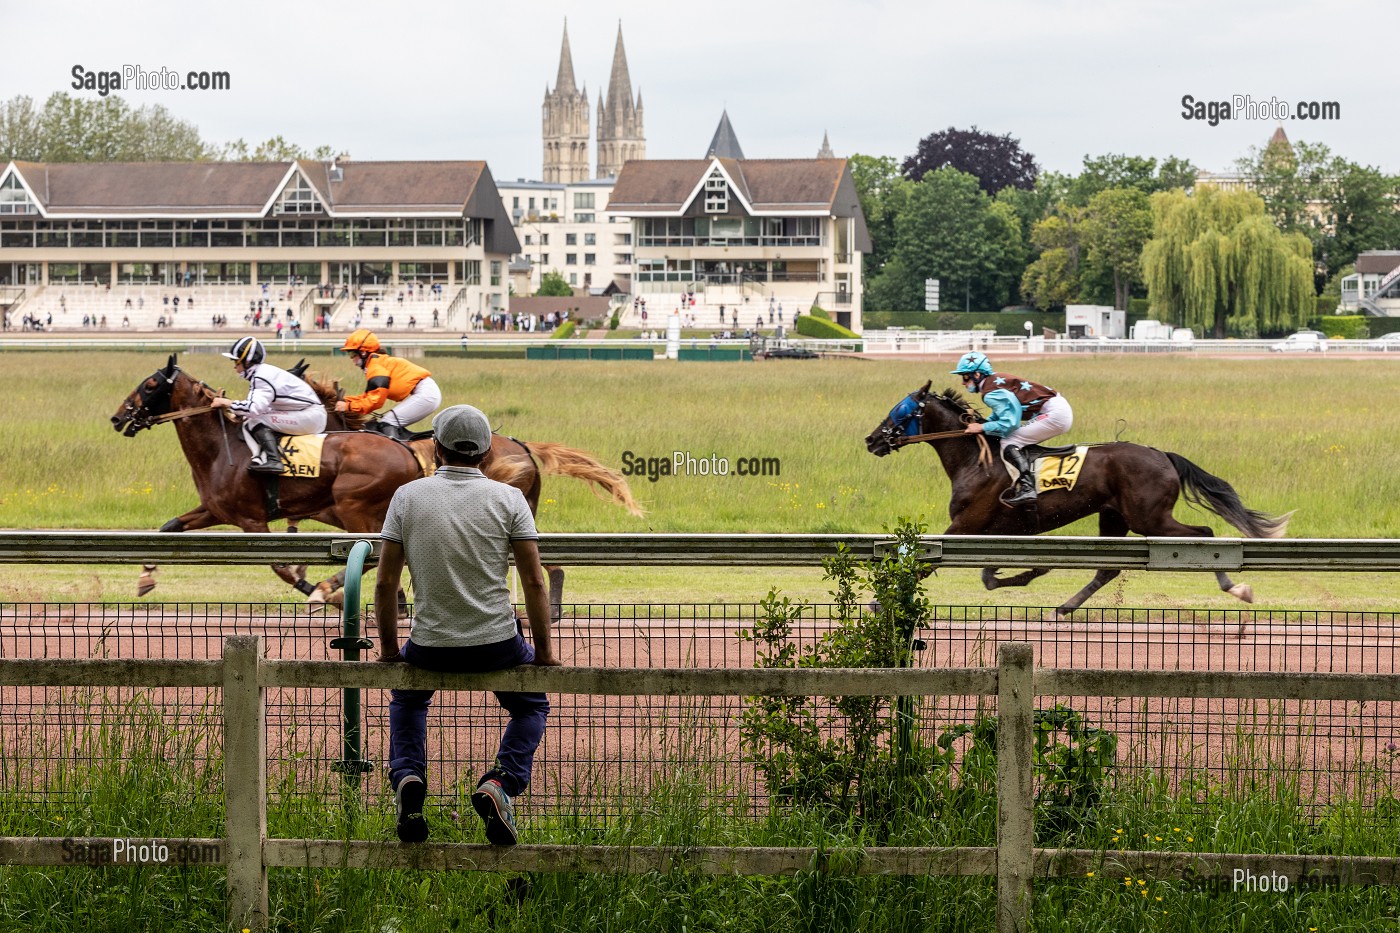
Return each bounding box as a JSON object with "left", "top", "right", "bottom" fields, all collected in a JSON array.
[{"left": 331, "top": 539, "right": 375, "bottom": 786}]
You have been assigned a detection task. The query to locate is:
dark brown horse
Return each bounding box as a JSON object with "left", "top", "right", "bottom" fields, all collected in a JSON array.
[
  {"left": 865, "top": 381, "right": 1290, "bottom": 618},
  {"left": 112, "top": 355, "right": 642, "bottom": 609}
]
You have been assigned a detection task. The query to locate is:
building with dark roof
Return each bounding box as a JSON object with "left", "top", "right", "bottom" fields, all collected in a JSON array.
[
  {"left": 0, "top": 158, "right": 518, "bottom": 321},
  {"left": 608, "top": 152, "right": 871, "bottom": 329}
]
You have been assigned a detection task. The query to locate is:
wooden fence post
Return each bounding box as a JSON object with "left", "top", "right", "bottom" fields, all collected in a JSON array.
[
  {"left": 224, "top": 635, "right": 267, "bottom": 931},
  {"left": 996, "top": 641, "right": 1034, "bottom": 933}
]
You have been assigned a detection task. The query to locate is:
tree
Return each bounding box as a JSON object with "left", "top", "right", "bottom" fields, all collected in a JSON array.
[
  {"left": 1019, "top": 211, "right": 1085, "bottom": 311},
  {"left": 901, "top": 126, "right": 1038, "bottom": 195},
  {"left": 868, "top": 167, "right": 1022, "bottom": 311},
  {"left": 0, "top": 92, "right": 338, "bottom": 163},
  {"left": 848, "top": 153, "right": 911, "bottom": 280},
  {"left": 1067, "top": 153, "right": 1197, "bottom": 205},
  {"left": 535, "top": 271, "right": 573, "bottom": 297},
  {"left": 1080, "top": 188, "right": 1153, "bottom": 310},
  {"left": 1140, "top": 187, "right": 1314, "bottom": 338}
]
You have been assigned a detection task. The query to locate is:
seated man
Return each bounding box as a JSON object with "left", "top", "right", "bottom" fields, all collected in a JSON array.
[
  {"left": 335, "top": 328, "right": 442, "bottom": 440},
  {"left": 211, "top": 336, "right": 327, "bottom": 473}
]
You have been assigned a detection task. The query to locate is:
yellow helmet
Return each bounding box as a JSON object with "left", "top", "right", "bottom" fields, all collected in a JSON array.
[{"left": 340, "top": 328, "right": 381, "bottom": 354}]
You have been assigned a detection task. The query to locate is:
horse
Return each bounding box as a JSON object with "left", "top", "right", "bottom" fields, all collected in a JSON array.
[
  {"left": 864, "top": 381, "right": 1290, "bottom": 619},
  {"left": 111, "top": 355, "right": 643, "bottom": 612}
]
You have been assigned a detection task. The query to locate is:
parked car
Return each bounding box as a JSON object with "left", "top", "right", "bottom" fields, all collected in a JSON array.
[
  {"left": 1369, "top": 333, "right": 1400, "bottom": 351},
  {"left": 1270, "top": 332, "right": 1327, "bottom": 353}
]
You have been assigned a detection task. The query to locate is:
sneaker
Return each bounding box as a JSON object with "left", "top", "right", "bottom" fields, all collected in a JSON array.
[
  {"left": 471, "top": 779, "right": 518, "bottom": 846},
  {"left": 394, "top": 774, "right": 428, "bottom": 843}
]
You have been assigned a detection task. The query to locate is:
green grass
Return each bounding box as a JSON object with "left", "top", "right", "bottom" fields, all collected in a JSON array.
[
  {"left": 3, "top": 352, "right": 1399, "bottom": 608},
  {"left": 6, "top": 698, "right": 1400, "bottom": 931}
]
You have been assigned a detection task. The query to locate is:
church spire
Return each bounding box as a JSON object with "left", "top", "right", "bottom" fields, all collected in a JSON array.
[
  {"left": 817, "top": 131, "right": 834, "bottom": 159},
  {"left": 596, "top": 20, "right": 646, "bottom": 178},
  {"left": 554, "top": 20, "right": 578, "bottom": 96}
]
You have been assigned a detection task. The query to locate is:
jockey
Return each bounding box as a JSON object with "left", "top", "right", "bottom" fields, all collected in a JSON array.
[
  {"left": 951, "top": 351, "right": 1073, "bottom": 507},
  {"left": 335, "top": 328, "right": 442, "bottom": 440},
  {"left": 211, "top": 336, "right": 327, "bottom": 474}
]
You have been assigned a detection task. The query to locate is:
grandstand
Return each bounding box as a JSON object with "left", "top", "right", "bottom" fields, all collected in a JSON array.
[{"left": 0, "top": 159, "right": 518, "bottom": 332}]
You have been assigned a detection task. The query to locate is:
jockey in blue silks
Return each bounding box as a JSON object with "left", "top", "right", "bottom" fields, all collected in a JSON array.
[{"left": 951, "top": 352, "right": 1073, "bottom": 506}]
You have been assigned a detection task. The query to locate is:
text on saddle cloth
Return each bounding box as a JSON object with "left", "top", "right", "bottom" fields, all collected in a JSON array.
[
  {"left": 1001, "top": 446, "right": 1090, "bottom": 494},
  {"left": 273, "top": 434, "right": 326, "bottom": 477}
]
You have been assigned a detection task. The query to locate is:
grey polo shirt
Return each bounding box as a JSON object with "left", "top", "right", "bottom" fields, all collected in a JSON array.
[{"left": 380, "top": 465, "right": 539, "bottom": 648}]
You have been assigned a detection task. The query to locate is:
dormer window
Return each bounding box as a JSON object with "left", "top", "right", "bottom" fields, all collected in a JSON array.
[
  {"left": 704, "top": 173, "right": 728, "bottom": 213},
  {"left": 0, "top": 174, "right": 36, "bottom": 215},
  {"left": 274, "top": 174, "right": 324, "bottom": 214}
]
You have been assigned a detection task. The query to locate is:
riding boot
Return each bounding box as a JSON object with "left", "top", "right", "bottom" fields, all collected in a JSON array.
[
  {"left": 248, "top": 424, "right": 285, "bottom": 474},
  {"left": 380, "top": 421, "right": 412, "bottom": 442},
  {"left": 1001, "top": 445, "right": 1038, "bottom": 506}
]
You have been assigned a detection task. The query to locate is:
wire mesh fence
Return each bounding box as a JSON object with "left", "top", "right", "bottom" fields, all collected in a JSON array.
[{"left": 3, "top": 601, "right": 1398, "bottom": 822}]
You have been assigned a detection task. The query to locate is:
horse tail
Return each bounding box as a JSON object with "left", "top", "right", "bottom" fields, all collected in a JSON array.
[
  {"left": 527, "top": 441, "right": 646, "bottom": 517},
  {"left": 482, "top": 450, "right": 535, "bottom": 488},
  {"left": 1166, "top": 452, "right": 1291, "bottom": 539}
]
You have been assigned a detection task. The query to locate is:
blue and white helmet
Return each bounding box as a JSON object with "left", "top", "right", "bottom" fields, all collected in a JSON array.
[
  {"left": 222, "top": 336, "right": 266, "bottom": 367},
  {"left": 950, "top": 351, "right": 993, "bottom": 377}
]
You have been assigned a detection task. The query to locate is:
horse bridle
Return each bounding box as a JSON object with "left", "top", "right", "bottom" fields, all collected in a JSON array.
[
  {"left": 880, "top": 390, "right": 995, "bottom": 468},
  {"left": 119, "top": 366, "right": 221, "bottom": 435}
]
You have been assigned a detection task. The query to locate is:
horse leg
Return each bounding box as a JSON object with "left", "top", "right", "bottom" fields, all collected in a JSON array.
[
  {"left": 1216, "top": 571, "right": 1254, "bottom": 604},
  {"left": 1052, "top": 510, "right": 1130, "bottom": 621},
  {"left": 546, "top": 565, "right": 565, "bottom": 624},
  {"left": 138, "top": 505, "right": 218, "bottom": 596},
  {"left": 272, "top": 520, "right": 314, "bottom": 596},
  {"left": 307, "top": 569, "right": 347, "bottom": 608},
  {"left": 982, "top": 567, "right": 1052, "bottom": 590}
]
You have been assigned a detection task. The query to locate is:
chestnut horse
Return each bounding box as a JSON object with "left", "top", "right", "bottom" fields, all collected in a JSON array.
[
  {"left": 865, "top": 381, "right": 1290, "bottom": 618},
  {"left": 112, "top": 355, "right": 642, "bottom": 610}
]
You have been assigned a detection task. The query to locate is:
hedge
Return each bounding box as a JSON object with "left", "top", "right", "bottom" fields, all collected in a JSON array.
[
  {"left": 796, "top": 313, "right": 859, "bottom": 339},
  {"left": 1308, "top": 315, "right": 1370, "bottom": 340},
  {"left": 551, "top": 321, "right": 577, "bottom": 339}
]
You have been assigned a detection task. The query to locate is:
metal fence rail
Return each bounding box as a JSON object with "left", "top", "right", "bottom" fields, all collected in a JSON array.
[{"left": 4, "top": 531, "right": 1400, "bottom": 570}]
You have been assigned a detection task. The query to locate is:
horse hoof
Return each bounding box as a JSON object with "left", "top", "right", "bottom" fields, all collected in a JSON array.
[
  {"left": 307, "top": 584, "right": 330, "bottom": 605},
  {"left": 137, "top": 573, "right": 156, "bottom": 597},
  {"left": 1228, "top": 583, "right": 1254, "bottom": 604}
]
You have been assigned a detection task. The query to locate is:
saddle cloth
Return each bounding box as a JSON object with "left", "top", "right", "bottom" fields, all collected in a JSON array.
[
  {"left": 1001, "top": 445, "right": 1090, "bottom": 494},
  {"left": 274, "top": 434, "right": 326, "bottom": 477}
]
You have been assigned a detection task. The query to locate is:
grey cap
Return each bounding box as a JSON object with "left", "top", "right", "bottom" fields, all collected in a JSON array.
[{"left": 433, "top": 404, "right": 492, "bottom": 455}]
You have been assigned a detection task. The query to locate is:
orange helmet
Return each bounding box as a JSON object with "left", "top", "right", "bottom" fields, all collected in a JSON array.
[{"left": 340, "top": 328, "right": 381, "bottom": 354}]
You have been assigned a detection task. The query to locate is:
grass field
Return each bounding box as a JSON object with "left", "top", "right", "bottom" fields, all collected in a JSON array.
[{"left": 2, "top": 350, "right": 1397, "bottom": 608}]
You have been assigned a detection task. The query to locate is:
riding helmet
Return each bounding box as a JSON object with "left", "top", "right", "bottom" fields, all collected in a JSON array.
[
  {"left": 950, "top": 351, "right": 993, "bottom": 377},
  {"left": 340, "top": 328, "right": 381, "bottom": 354},
  {"left": 222, "top": 336, "right": 266, "bottom": 367}
]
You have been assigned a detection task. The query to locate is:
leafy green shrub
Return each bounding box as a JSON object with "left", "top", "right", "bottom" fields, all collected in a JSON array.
[
  {"left": 1310, "top": 315, "right": 1368, "bottom": 339},
  {"left": 551, "top": 321, "right": 577, "bottom": 339},
  {"left": 609, "top": 308, "right": 620, "bottom": 330},
  {"left": 809, "top": 305, "right": 831, "bottom": 320},
  {"left": 795, "top": 314, "right": 858, "bottom": 339}
]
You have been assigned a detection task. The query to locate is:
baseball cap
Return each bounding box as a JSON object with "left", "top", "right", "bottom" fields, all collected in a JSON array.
[{"left": 432, "top": 405, "right": 492, "bottom": 455}]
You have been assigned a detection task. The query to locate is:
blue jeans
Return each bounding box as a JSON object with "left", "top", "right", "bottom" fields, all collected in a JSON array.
[{"left": 387, "top": 634, "right": 549, "bottom": 798}]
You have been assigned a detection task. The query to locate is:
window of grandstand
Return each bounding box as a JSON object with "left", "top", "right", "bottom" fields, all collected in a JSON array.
[
  {"left": 584, "top": 253, "right": 596, "bottom": 266},
  {"left": 274, "top": 174, "right": 325, "bottom": 214},
  {"left": 455, "top": 260, "right": 481, "bottom": 286},
  {"left": 0, "top": 174, "right": 36, "bottom": 215},
  {"left": 705, "top": 172, "right": 729, "bottom": 213},
  {"left": 489, "top": 260, "right": 501, "bottom": 286}
]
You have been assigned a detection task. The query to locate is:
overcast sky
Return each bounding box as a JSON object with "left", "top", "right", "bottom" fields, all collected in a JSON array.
[{"left": 3, "top": 0, "right": 1389, "bottom": 179}]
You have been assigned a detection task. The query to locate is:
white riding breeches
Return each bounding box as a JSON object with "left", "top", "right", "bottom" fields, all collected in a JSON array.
[
  {"left": 1003, "top": 395, "right": 1073, "bottom": 453},
  {"left": 240, "top": 406, "right": 327, "bottom": 457},
  {"left": 381, "top": 377, "right": 442, "bottom": 429}
]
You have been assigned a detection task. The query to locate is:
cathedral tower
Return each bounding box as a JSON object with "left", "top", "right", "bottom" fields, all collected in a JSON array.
[
  {"left": 595, "top": 23, "right": 646, "bottom": 178},
  {"left": 542, "top": 21, "right": 590, "bottom": 184}
]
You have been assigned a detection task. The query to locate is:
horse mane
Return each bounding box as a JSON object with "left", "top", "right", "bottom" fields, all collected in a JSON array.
[
  {"left": 304, "top": 372, "right": 370, "bottom": 429},
  {"left": 934, "top": 388, "right": 985, "bottom": 423}
]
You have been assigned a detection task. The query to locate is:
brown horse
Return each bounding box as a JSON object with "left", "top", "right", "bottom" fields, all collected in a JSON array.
[
  {"left": 865, "top": 381, "right": 1290, "bottom": 618},
  {"left": 112, "top": 355, "right": 642, "bottom": 609}
]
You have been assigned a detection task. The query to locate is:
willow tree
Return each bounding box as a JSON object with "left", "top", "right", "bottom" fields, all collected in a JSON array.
[{"left": 1141, "top": 187, "right": 1314, "bottom": 338}]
